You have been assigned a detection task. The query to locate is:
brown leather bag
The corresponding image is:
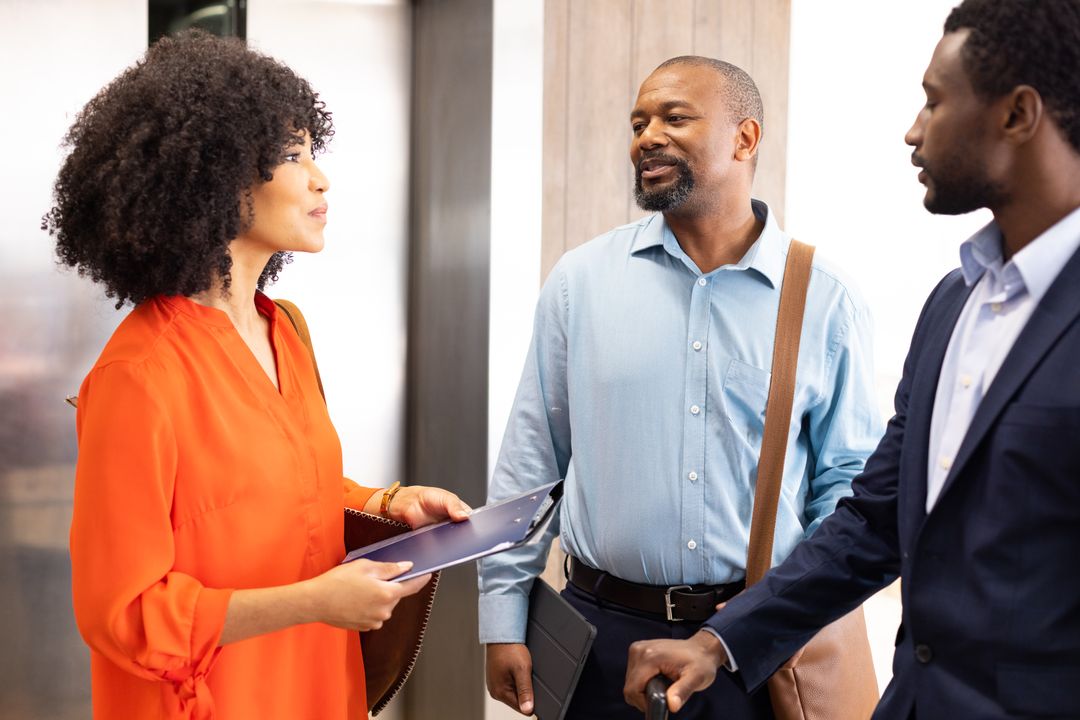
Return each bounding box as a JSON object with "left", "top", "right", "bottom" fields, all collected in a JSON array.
[
  {"left": 745, "top": 242, "right": 878, "bottom": 720},
  {"left": 273, "top": 299, "right": 439, "bottom": 716},
  {"left": 342, "top": 508, "right": 439, "bottom": 715}
]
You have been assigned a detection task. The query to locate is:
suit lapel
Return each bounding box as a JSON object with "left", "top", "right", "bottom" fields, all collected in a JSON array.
[
  {"left": 934, "top": 246, "right": 1080, "bottom": 508},
  {"left": 903, "top": 275, "right": 973, "bottom": 530}
]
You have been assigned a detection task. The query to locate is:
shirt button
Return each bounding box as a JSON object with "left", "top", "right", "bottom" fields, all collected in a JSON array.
[
  {"left": 690, "top": 404, "right": 701, "bottom": 416},
  {"left": 692, "top": 341, "right": 703, "bottom": 351},
  {"left": 940, "top": 457, "right": 952, "bottom": 471},
  {"left": 687, "top": 540, "right": 697, "bottom": 550},
  {"left": 960, "top": 375, "right": 972, "bottom": 388},
  {"left": 915, "top": 644, "right": 933, "bottom": 664},
  {"left": 697, "top": 278, "right": 707, "bottom": 287},
  {"left": 990, "top": 302, "right": 1003, "bottom": 313},
  {"left": 688, "top": 471, "right": 698, "bottom": 481}
]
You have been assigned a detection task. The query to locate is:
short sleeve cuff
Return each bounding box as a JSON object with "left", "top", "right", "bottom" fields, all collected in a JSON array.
[{"left": 478, "top": 592, "right": 530, "bottom": 644}]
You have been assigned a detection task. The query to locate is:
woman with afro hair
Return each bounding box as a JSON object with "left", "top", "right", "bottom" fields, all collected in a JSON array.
[{"left": 44, "top": 30, "right": 470, "bottom": 719}]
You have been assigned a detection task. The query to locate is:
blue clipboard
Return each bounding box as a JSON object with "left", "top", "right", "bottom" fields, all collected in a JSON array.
[{"left": 342, "top": 481, "right": 563, "bottom": 581}]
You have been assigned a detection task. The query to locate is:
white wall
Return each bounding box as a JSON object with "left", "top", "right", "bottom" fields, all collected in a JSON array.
[
  {"left": 487, "top": 0, "right": 544, "bottom": 479},
  {"left": 786, "top": 0, "right": 992, "bottom": 693},
  {"left": 248, "top": 0, "right": 412, "bottom": 491},
  {"left": 1, "top": 0, "right": 146, "bottom": 346},
  {"left": 786, "top": 0, "right": 991, "bottom": 415},
  {"left": 2, "top": 0, "right": 146, "bottom": 276}
]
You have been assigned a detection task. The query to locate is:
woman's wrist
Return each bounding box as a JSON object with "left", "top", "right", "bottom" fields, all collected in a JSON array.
[
  {"left": 221, "top": 579, "right": 321, "bottom": 645},
  {"left": 292, "top": 577, "right": 321, "bottom": 626},
  {"left": 380, "top": 481, "right": 402, "bottom": 519},
  {"left": 360, "top": 483, "right": 400, "bottom": 517}
]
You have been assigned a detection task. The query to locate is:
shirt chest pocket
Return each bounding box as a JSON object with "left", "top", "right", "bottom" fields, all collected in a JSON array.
[{"left": 722, "top": 358, "right": 771, "bottom": 448}]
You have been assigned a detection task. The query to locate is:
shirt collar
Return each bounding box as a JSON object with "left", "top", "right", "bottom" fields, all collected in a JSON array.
[
  {"left": 959, "top": 205, "right": 1080, "bottom": 303},
  {"left": 160, "top": 291, "right": 276, "bottom": 328},
  {"left": 958, "top": 223, "right": 1005, "bottom": 286},
  {"left": 631, "top": 199, "right": 786, "bottom": 288}
]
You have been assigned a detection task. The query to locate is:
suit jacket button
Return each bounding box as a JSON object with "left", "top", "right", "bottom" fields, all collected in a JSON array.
[{"left": 915, "top": 644, "right": 933, "bottom": 664}]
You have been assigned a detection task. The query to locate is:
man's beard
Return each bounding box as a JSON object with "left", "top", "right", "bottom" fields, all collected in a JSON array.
[
  {"left": 634, "top": 155, "right": 695, "bottom": 212},
  {"left": 917, "top": 152, "right": 1009, "bottom": 215}
]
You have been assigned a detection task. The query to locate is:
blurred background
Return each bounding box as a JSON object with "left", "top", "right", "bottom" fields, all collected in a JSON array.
[{"left": 0, "top": 0, "right": 988, "bottom": 718}]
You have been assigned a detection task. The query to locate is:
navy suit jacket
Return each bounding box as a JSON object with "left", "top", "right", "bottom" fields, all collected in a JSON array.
[{"left": 708, "top": 245, "right": 1080, "bottom": 719}]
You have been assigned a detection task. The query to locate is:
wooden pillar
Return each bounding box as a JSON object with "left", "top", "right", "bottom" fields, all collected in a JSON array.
[{"left": 542, "top": 0, "right": 792, "bottom": 279}]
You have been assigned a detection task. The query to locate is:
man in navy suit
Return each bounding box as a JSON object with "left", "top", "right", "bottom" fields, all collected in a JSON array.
[{"left": 624, "top": 0, "right": 1080, "bottom": 717}]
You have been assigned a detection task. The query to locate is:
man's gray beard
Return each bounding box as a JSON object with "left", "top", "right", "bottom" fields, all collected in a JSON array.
[{"left": 634, "top": 162, "right": 695, "bottom": 212}]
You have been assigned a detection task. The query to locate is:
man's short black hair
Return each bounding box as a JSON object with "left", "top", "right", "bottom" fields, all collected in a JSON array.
[
  {"left": 945, "top": 0, "right": 1080, "bottom": 153},
  {"left": 655, "top": 55, "right": 764, "bottom": 129},
  {"left": 43, "top": 29, "right": 333, "bottom": 308}
]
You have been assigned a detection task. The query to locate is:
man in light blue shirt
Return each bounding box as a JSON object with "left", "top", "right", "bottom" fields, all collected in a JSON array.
[{"left": 481, "top": 56, "right": 884, "bottom": 720}]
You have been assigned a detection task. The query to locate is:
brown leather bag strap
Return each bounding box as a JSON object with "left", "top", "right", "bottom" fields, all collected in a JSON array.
[
  {"left": 745, "top": 240, "right": 815, "bottom": 586},
  {"left": 273, "top": 298, "right": 326, "bottom": 402}
]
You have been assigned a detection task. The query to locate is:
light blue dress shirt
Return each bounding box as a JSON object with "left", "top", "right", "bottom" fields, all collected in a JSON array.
[
  {"left": 478, "top": 200, "right": 884, "bottom": 643},
  {"left": 926, "top": 206, "right": 1080, "bottom": 511}
]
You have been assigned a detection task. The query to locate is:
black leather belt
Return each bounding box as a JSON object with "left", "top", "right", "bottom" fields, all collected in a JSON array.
[{"left": 567, "top": 557, "right": 744, "bottom": 623}]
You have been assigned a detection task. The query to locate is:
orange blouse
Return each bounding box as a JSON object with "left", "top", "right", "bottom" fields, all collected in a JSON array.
[{"left": 71, "top": 293, "right": 379, "bottom": 719}]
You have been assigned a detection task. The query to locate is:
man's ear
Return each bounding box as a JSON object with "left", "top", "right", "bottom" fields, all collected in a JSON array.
[
  {"left": 734, "top": 118, "right": 762, "bottom": 162},
  {"left": 1001, "top": 85, "right": 1043, "bottom": 145}
]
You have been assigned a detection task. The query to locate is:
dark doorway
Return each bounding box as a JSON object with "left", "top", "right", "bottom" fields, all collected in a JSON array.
[{"left": 149, "top": 0, "right": 246, "bottom": 44}]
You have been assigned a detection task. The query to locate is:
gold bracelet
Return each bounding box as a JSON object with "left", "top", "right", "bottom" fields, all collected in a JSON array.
[{"left": 380, "top": 481, "right": 402, "bottom": 519}]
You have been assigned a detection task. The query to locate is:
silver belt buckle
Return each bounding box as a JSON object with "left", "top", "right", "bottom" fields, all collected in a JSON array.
[{"left": 664, "top": 585, "right": 693, "bottom": 621}]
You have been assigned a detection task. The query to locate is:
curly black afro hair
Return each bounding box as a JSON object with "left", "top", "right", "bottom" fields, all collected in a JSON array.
[
  {"left": 945, "top": 0, "right": 1080, "bottom": 154},
  {"left": 43, "top": 29, "right": 333, "bottom": 308}
]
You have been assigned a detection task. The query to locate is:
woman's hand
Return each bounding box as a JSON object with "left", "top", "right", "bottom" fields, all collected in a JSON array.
[
  {"left": 305, "top": 559, "right": 432, "bottom": 632},
  {"left": 220, "top": 560, "right": 431, "bottom": 644},
  {"left": 370, "top": 485, "right": 472, "bottom": 528}
]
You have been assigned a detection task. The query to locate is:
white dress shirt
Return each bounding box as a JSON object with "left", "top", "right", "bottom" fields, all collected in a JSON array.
[{"left": 926, "top": 206, "right": 1080, "bottom": 511}]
